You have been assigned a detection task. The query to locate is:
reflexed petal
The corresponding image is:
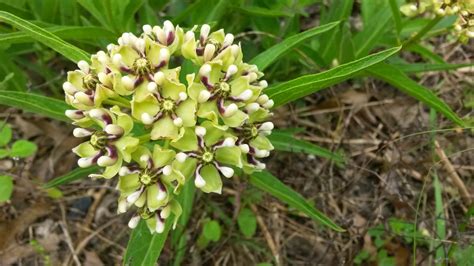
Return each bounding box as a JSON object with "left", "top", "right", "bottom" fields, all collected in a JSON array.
[
  {"left": 115, "top": 136, "right": 139, "bottom": 162},
  {"left": 72, "top": 142, "right": 98, "bottom": 157},
  {"left": 222, "top": 108, "right": 248, "bottom": 127},
  {"left": 151, "top": 116, "right": 179, "bottom": 140},
  {"left": 102, "top": 158, "right": 122, "bottom": 179},
  {"left": 131, "top": 146, "right": 152, "bottom": 168},
  {"left": 147, "top": 185, "right": 167, "bottom": 211},
  {"left": 250, "top": 135, "right": 274, "bottom": 151},
  {"left": 131, "top": 94, "right": 160, "bottom": 121},
  {"left": 170, "top": 127, "right": 198, "bottom": 151},
  {"left": 118, "top": 173, "right": 141, "bottom": 193},
  {"left": 215, "top": 146, "right": 242, "bottom": 167},
  {"left": 199, "top": 164, "right": 223, "bottom": 194},
  {"left": 152, "top": 145, "right": 175, "bottom": 168},
  {"left": 175, "top": 99, "right": 196, "bottom": 127},
  {"left": 111, "top": 106, "right": 134, "bottom": 134}
]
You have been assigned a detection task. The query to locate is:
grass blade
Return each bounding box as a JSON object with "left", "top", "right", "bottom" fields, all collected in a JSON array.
[
  {"left": 0, "top": 26, "right": 115, "bottom": 45},
  {"left": 266, "top": 46, "right": 401, "bottom": 107},
  {"left": 233, "top": 6, "right": 294, "bottom": 18},
  {"left": 249, "top": 171, "right": 344, "bottom": 232},
  {"left": 393, "top": 62, "right": 473, "bottom": 73},
  {"left": 0, "top": 91, "right": 68, "bottom": 121},
  {"left": 388, "top": 0, "right": 402, "bottom": 34},
  {"left": 43, "top": 166, "right": 100, "bottom": 189},
  {"left": 368, "top": 63, "right": 465, "bottom": 126},
  {"left": 124, "top": 219, "right": 172, "bottom": 266},
  {"left": 268, "top": 131, "right": 344, "bottom": 163},
  {"left": 250, "top": 21, "right": 340, "bottom": 71},
  {"left": 0, "top": 11, "right": 90, "bottom": 63}
]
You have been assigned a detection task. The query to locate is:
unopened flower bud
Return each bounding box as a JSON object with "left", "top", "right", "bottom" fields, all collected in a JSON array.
[
  {"left": 77, "top": 60, "right": 90, "bottom": 73},
  {"left": 223, "top": 103, "right": 238, "bottom": 117},
  {"left": 128, "top": 216, "right": 140, "bottom": 229},
  {"left": 176, "top": 152, "right": 188, "bottom": 163},
  {"left": 198, "top": 90, "right": 211, "bottom": 103},
  {"left": 195, "top": 126, "right": 206, "bottom": 137},
  {"left": 73, "top": 128, "right": 93, "bottom": 138}
]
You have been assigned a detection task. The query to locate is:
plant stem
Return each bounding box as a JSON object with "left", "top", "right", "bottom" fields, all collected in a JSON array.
[{"left": 403, "top": 16, "right": 443, "bottom": 49}]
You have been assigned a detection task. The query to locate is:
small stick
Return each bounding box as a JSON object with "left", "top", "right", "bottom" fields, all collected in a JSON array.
[
  {"left": 250, "top": 204, "right": 280, "bottom": 265},
  {"left": 434, "top": 140, "right": 472, "bottom": 205}
]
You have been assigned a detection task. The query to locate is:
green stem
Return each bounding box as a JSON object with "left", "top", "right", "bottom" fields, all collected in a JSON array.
[
  {"left": 137, "top": 133, "right": 151, "bottom": 144},
  {"left": 403, "top": 16, "right": 443, "bottom": 49}
]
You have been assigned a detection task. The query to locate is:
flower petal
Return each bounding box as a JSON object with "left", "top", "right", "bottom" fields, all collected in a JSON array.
[{"left": 199, "top": 164, "right": 223, "bottom": 194}]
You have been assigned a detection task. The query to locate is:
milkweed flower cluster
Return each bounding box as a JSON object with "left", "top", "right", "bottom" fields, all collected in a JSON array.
[
  {"left": 63, "top": 21, "right": 274, "bottom": 234},
  {"left": 400, "top": 0, "right": 474, "bottom": 42}
]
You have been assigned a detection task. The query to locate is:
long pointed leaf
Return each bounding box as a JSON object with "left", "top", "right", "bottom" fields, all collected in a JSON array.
[
  {"left": 124, "top": 219, "right": 172, "bottom": 266},
  {"left": 43, "top": 166, "right": 100, "bottom": 189},
  {"left": 250, "top": 21, "right": 340, "bottom": 71},
  {"left": 393, "top": 63, "right": 473, "bottom": 73},
  {"left": 268, "top": 131, "right": 344, "bottom": 163},
  {"left": 0, "top": 91, "right": 68, "bottom": 121},
  {"left": 368, "top": 63, "right": 465, "bottom": 126},
  {"left": 266, "top": 46, "right": 401, "bottom": 107},
  {"left": 0, "top": 11, "right": 90, "bottom": 63},
  {"left": 250, "top": 171, "right": 344, "bottom": 232}
]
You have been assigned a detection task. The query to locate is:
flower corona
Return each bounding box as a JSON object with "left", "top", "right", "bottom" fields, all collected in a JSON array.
[{"left": 63, "top": 22, "right": 274, "bottom": 233}]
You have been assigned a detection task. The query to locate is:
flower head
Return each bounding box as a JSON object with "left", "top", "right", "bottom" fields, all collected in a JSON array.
[{"left": 63, "top": 21, "right": 274, "bottom": 234}]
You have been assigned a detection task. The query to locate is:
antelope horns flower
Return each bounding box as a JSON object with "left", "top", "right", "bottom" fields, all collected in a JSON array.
[{"left": 63, "top": 21, "right": 274, "bottom": 234}]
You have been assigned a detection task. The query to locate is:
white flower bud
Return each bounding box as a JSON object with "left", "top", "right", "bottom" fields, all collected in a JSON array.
[
  {"left": 200, "top": 24, "right": 210, "bottom": 40},
  {"left": 160, "top": 205, "right": 171, "bottom": 219},
  {"left": 184, "top": 31, "right": 195, "bottom": 42},
  {"left": 257, "top": 94, "right": 269, "bottom": 104},
  {"left": 159, "top": 48, "right": 170, "bottom": 63},
  {"left": 106, "top": 44, "right": 115, "bottom": 51},
  {"left": 198, "top": 90, "right": 211, "bottom": 103},
  {"left": 195, "top": 126, "right": 206, "bottom": 137},
  {"left": 176, "top": 152, "right": 188, "bottom": 163},
  {"left": 178, "top": 92, "right": 188, "bottom": 101},
  {"left": 135, "top": 38, "right": 146, "bottom": 53},
  {"left": 121, "top": 76, "right": 135, "bottom": 90},
  {"left": 162, "top": 165, "right": 172, "bottom": 176},
  {"left": 78, "top": 157, "right": 93, "bottom": 168},
  {"left": 156, "top": 188, "right": 167, "bottom": 201},
  {"left": 223, "top": 33, "right": 234, "bottom": 47},
  {"left": 62, "top": 82, "right": 77, "bottom": 95},
  {"left": 230, "top": 44, "right": 240, "bottom": 57},
  {"left": 74, "top": 92, "right": 93, "bottom": 106},
  {"left": 245, "top": 103, "right": 260, "bottom": 113},
  {"left": 226, "top": 64, "right": 238, "bottom": 78},
  {"left": 89, "top": 108, "right": 106, "bottom": 119},
  {"left": 77, "top": 60, "right": 90, "bottom": 73},
  {"left": 255, "top": 162, "right": 266, "bottom": 170},
  {"left": 112, "top": 54, "right": 123, "bottom": 66},
  {"left": 117, "top": 37, "right": 124, "bottom": 46},
  {"left": 254, "top": 148, "right": 270, "bottom": 158},
  {"left": 96, "top": 51, "right": 107, "bottom": 63},
  {"left": 467, "top": 31, "right": 474, "bottom": 38},
  {"left": 65, "top": 110, "right": 84, "bottom": 120},
  {"left": 128, "top": 216, "right": 140, "bottom": 229},
  {"left": 73, "top": 128, "right": 92, "bottom": 138},
  {"left": 262, "top": 99, "right": 274, "bottom": 109},
  {"left": 259, "top": 122, "right": 274, "bottom": 132},
  {"left": 239, "top": 144, "right": 250, "bottom": 154},
  {"left": 217, "top": 166, "right": 234, "bottom": 178},
  {"left": 223, "top": 103, "right": 238, "bottom": 117},
  {"left": 142, "top": 24, "right": 152, "bottom": 34},
  {"left": 248, "top": 72, "right": 258, "bottom": 82},
  {"left": 194, "top": 173, "right": 206, "bottom": 188},
  {"left": 199, "top": 64, "right": 212, "bottom": 77},
  {"left": 141, "top": 113, "right": 154, "bottom": 125},
  {"left": 154, "top": 71, "right": 165, "bottom": 85},
  {"left": 173, "top": 117, "right": 183, "bottom": 127},
  {"left": 97, "top": 155, "right": 116, "bottom": 167},
  {"left": 105, "top": 124, "right": 124, "bottom": 135},
  {"left": 117, "top": 199, "right": 128, "bottom": 213},
  {"left": 155, "top": 218, "right": 165, "bottom": 233},
  {"left": 140, "top": 154, "right": 150, "bottom": 163},
  {"left": 119, "top": 166, "right": 132, "bottom": 176},
  {"left": 147, "top": 82, "right": 158, "bottom": 92},
  {"left": 203, "top": 44, "right": 216, "bottom": 61},
  {"left": 222, "top": 137, "right": 235, "bottom": 147},
  {"left": 237, "top": 89, "right": 253, "bottom": 101},
  {"left": 259, "top": 80, "right": 268, "bottom": 88},
  {"left": 163, "top": 20, "right": 174, "bottom": 34},
  {"left": 127, "top": 190, "right": 142, "bottom": 203}
]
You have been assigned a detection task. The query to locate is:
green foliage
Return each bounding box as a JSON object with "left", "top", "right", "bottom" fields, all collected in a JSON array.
[
  {"left": 0, "top": 175, "right": 13, "bottom": 202},
  {"left": 237, "top": 208, "right": 257, "bottom": 238},
  {"left": 197, "top": 220, "right": 222, "bottom": 249},
  {"left": 10, "top": 139, "right": 37, "bottom": 157}
]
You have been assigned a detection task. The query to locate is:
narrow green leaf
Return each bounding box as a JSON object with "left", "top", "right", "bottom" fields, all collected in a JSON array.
[
  {"left": 267, "top": 46, "right": 401, "bottom": 107},
  {"left": 206, "top": 0, "right": 228, "bottom": 23},
  {"left": 43, "top": 166, "right": 100, "bottom": 189},
  {"left": 250, "top": 21, "right": 340, "bottom": 70},
  {"left": 0, "top": 122, "right": 12, "bottom": 147},
  {"left": 368, "top": 63, "right": 465, "bottom": 126},
  {"left": 77, "top": 0, "right": 110, "bottom": 30},
  {"left": 124, "top": 218, "right": 172, "bottom": 266},
  {"left": 268, "top": 131, "right": 344, "bottom": 163},
  {"left": 0, "top": 175, "right": 13, "bottom": 202},
  {"left": 0, "top": 11, "right": 90, "bottom": 63},
  {"left": 250, "top": 171, "right": 344, "bottom": 232},
  {"left": 394, "top": 63, "right": 473, "bottom": 73},
  {"left": 0, "top": 26, "right": 115, "bottom": 45},
  {"left": 388, "top": 0, "right": 402, "bottom": 34},
  {"left": 233, "top": 6, "right": 294, "bottom": 17},
  {"left": 0, "top": 91, "right": 69, "bottom": 121}
]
